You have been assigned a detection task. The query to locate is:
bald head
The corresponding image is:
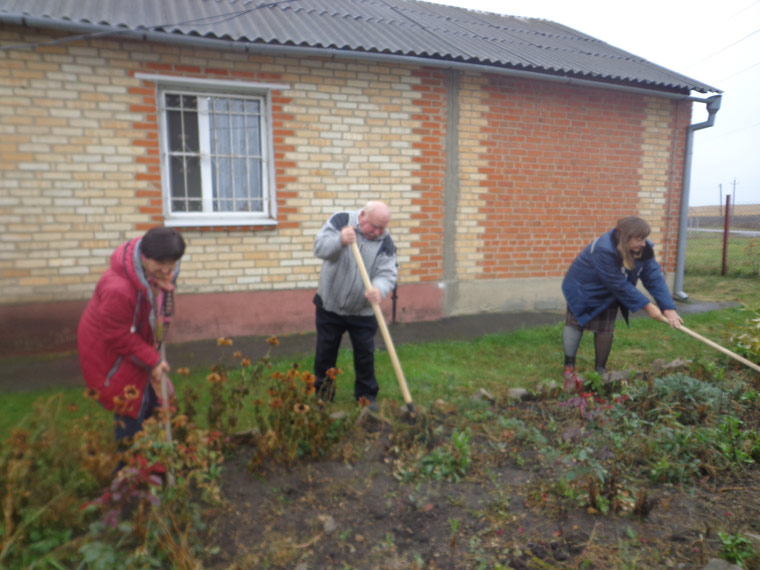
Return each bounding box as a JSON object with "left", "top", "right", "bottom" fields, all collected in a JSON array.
[{"left": 358, "top": 201, "right": 390, "bottom": 239}]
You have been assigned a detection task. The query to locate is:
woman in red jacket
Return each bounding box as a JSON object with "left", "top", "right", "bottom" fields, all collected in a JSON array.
[{"left": 77, "top": 226, "right": 186, "bottom": 443}]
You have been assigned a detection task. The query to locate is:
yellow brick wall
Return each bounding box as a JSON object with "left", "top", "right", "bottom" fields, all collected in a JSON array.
[{"left": 0, "top": 29, "right": 428, "bottom": 303}]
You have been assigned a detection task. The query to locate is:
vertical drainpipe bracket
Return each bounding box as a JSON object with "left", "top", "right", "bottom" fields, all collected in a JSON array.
[{"left": 673, "top": 94, "right": 722, "bottom": 301}]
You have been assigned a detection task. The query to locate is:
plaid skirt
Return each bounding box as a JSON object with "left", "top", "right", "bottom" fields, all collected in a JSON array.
[{"left": 565, "top": 303, "right": 619, "bottom": 333}]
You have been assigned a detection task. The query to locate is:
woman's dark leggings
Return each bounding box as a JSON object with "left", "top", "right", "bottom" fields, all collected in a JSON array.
[{"left": 562, "top": 325, "right": 614, "bottom": 373}]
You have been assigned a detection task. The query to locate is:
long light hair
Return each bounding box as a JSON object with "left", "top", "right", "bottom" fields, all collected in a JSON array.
[{"left": 615, "top": 216, "right": 650, "bottom": 270}]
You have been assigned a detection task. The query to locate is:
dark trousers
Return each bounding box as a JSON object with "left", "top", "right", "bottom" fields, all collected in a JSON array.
[
  {"left": 314, "top": 304, "right": 379, "bottom": 400},
  {"left": 114, "top": 383, "right": 158, "bottom": 443}
]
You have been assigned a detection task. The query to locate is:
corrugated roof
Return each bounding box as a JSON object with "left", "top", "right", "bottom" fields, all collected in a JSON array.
[{"left": 0, "top": 0, "right": 719, "bottom": 94}]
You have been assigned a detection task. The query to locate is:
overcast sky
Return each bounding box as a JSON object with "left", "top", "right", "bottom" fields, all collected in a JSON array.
[{"left": 431, "top": 0, "right": 760, "bottom": 206}]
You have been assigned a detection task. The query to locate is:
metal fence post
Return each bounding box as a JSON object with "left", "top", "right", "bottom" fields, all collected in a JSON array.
[{"left": 721, "top": 194, "right": 731, "bottom": 276}]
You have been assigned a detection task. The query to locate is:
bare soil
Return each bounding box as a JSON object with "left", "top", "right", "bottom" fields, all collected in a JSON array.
[{"left": 202, "top": 391, "right": 760, "bottom": 570}]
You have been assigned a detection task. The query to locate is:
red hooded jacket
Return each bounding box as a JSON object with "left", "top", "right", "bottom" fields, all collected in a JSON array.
[{"left": 77, "top": 237, "right": 172, "bottom": 418}]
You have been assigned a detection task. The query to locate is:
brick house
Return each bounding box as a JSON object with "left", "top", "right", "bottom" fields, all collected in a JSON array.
[{"left": 0, "top": 0, "right": 720, "bottom": 356}]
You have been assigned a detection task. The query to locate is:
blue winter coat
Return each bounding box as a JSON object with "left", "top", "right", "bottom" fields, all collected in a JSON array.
[{"left": 561, "top": 229, "right": 675, "bottom": 327}]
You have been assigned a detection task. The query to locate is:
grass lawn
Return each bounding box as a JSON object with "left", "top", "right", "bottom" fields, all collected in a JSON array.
[
  {"left": 685, "top": 231, "right": 760, "bottom": 277},
  {"left": 1, "top": 273, "right": 757, "bottom": 440}
]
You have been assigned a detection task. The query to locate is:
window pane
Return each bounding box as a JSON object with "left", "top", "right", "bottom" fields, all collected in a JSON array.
[
  {"left": 210, "top": 111, "right": 231, "bottom": 156},
  {"left": 169, "top": 156, "right": 187, "bottom": 212},
  {"left": 245, "top": 113, "right": 261, "bottom": 155},
  {"left": 166, "top": 94, "right": 199, "bottom": 153},
  {"left": 249, "top": 160, "right": 263, "bottom": 212},
  {"left": 183, "top": 110, "right": 199, "bottom": 153},
  {"left": 165, "top": 94, "right": 181, "bottom": 108},
  {"left": 185, "top": 156, "right": 201, "bottom": 200},
  {"left": 212, "top": 155, "right": 234, "bottom": 212}
]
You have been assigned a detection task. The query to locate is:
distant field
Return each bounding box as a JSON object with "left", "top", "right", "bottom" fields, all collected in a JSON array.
[{"left": 688, "top": 203, "right": 760, "bottom": 230}]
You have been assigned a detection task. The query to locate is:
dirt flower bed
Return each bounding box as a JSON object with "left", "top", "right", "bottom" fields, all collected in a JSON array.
[{"left": 202, "top": 362, "right": 760, "bottom": 570}]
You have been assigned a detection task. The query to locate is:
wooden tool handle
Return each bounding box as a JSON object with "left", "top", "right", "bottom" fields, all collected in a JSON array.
[
  {"left": 351, "top": 241, "right": 414, "bottom": 406},
  {"left": 159, "top": 343, "right": 173, "bottom": 442},
  {"left": 677, "top": 324, "right": 760, "bottom": 374}
]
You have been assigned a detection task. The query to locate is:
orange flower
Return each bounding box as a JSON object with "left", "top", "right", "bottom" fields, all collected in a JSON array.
[
  {"left": 113, "top": 395, "right": 128, "bottom": 413},
  {"left": 241, "top": 358, "right": 251, "bottom": 367},
  {"left": 325, "top": 367, "right": 342, "bottom": 381},
  {"left": 252, "top": 399, "right": 263, "bottom": 406},
  {"left": 67, "top": 403, "right": 79, "bottom": 412},
  {"left": 269, "top": 398, "right": 283, "bottom": 409},
  {"left": 301, "top": 372, "right": 316, "bottom": 386},
  {"left": 206, "top": 373, "right": 224, "bottom": 384},
  {"left": 357, "top": 396, "right": 370, "bottom": 409},
  {"left": 83, "top": 388, "right": 99, "bottom": 400},
  {"left": 293, "top": 403, "right": 310, "bottom": 414},
  {"left": 123, "top": 384, "right": 139, "bottom": 400},
  {"left": 176, "top": 367, "right": 190, "bottom": 376},
  {"left": 266, "top": 336, "right": 280, "bottom": 347},
  {"left": 217, "top": 337, "right": 233, "bottom": 346},
  {"left": 233, "top": 351, "right": 243, "bottom": 359},
  {"left": 304, "top": 386, "right": 315, "bottom": 396}
]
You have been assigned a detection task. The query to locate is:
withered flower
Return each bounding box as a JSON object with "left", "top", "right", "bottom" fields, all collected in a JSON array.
[
  {"left": 123, "top": 384, "right": 139, "bottom": 400},
  {"left": 206, "top": 373, "right": 223, "bottom": 384},
  {"left": 357, "top": 396, "right": 370, "bottom": 409},
  {"left": 113, "top": 395, "right": 128, "bottom": 413},
  {"left": 83, "top": 388, "right": 99, "bottom": 400},
  {"left": 252, "top": 399, "right": 263, "bottom": 406},
  {"left": 171, "top": 414, "right": 189, "bottom": 428},
  {"left": 325, "top": 367, "right": 342, "bottom": 381},
  {"left": 266, "top": 336, "right": 280, "bottom": 347},
  {"left": 269, "top": 397, "right": 283, "bottom": 409},
  {"left": 67, "top": 403, "right": 79, "bottom": 413},
  {"left": 293, "top": 403, "right": 309, "bottom": 414}
]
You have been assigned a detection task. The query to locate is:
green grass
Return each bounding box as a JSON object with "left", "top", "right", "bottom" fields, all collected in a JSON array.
[
  {"left": 685, "top": 232, "right": 760, "bottom": 277},
  {"left": 1, "top": 273, "right": 758, "bottom": 441}
]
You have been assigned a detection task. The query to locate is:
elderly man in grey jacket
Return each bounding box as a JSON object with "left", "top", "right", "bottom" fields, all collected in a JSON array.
[{"left": 312, "top": 201, "right": 397, "bottom": 410}]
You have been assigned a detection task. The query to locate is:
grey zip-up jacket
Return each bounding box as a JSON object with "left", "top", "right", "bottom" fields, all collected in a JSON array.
[{"left": 314, "top": 209, "right": 397, "bottom": 316}]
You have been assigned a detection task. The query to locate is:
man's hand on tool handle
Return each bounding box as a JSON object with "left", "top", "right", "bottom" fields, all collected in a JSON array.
[
  {"left": 340, "top": 226, "right": 357, "bottom": 246},
  {"left": 644, "top": 303, "right": 684, "bottom": 328}
]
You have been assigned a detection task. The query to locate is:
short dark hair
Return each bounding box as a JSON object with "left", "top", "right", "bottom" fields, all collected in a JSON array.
[{"left": 141, "top": 227, "right": 186, "bottom": 261}]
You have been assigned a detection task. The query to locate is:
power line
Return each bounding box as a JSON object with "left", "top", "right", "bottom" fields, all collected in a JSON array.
[
  {"left": 696, "top": 27, "right": 760, "bottom": 62},
  {"left": 717, "top": 60, "right": 760, "bottom": 82}
]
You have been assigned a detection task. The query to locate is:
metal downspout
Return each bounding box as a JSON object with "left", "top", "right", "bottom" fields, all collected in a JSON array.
[{"left": 673, "top": 95, "right": 722, "bottom": 300}]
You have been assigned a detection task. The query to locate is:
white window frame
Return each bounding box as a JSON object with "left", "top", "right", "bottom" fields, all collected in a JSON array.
[{"left": 137, "top": 74, "right": 289, "bottom": 228}]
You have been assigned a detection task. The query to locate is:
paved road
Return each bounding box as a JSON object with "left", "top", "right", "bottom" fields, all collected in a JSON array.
[{"left": 0, "top": 300, "right": 738, "bottom": 393}]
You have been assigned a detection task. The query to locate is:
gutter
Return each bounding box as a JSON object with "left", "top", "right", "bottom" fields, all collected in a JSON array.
[
  {"left": 2, "top": 15, "right": 719, "bottom": 101},
  {"left": 673, "top": 94, "right": 722, "bottom": 301}
]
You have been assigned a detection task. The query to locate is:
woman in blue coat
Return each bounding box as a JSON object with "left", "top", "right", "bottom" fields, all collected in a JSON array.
[{"left": 561, "top": 216, "right": 683, "bottom": 391}]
